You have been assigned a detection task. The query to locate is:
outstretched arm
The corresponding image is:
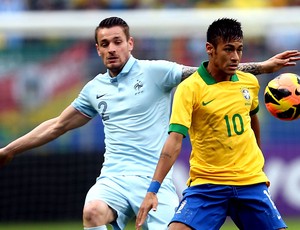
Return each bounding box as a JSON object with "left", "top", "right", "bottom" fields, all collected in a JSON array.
[
  {"left": 0, "top": 105, "right": 90, "bottom": 168},
  {"left": 181, "top": 50, "right": 300, "bottom": 80},
  {"left": 136, "top": 132, "right": 184, "bottom": 230},
  {"left": 238, "top": 50, "right": 300, "bottom": 75}
]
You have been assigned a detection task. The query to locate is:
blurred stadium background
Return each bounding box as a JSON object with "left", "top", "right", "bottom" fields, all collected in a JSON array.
[{"left": 0, "top": 0, "right": 300, "bottom": 229}]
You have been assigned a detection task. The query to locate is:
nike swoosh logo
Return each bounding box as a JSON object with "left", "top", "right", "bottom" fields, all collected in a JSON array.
[
  {"left": 96, "top": 94, "right": 105, "bottom": 99},
  {"left": 202, "top": 99, "right": 215, "bottom": 106}
]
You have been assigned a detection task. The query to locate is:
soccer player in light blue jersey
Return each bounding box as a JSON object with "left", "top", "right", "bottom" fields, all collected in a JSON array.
[{"left": 0, "top": 17, "right": 300, "bottom": 230}]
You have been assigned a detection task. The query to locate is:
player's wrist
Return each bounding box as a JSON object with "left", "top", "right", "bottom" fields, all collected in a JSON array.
[{"left": 147, "top": 180, "right": 161, "bottom": 194}]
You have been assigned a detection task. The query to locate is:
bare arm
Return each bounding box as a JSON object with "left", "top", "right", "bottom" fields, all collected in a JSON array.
[
  {"left": 151, "top": 132, "right": 183, "bottom": 183},
  {"left": 239, "top": 50, "right": 300, "bottom": 75},
  {"left": 181, "top": 63, "right": 264, "bottom": 81},
  {"left": 136, "top": 132, "right": 184, "bottom": 230},
  {"left": 181, "top": 66, "right": 198, "bottom": 80},
  {"left": 237, "top": 63, "right": 263, "bottom": 76},
  {"left": 0, "top": 105, "right": 91, "bottom": 167},
  {"left": 251, "top": 114, "right": 261, "bottom": 148},
  {"left": 181, "top": 50, "right": 300, "bottom": 80}
]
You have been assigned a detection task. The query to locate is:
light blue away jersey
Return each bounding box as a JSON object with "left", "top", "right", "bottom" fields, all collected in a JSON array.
[{"left": 72, "top": 56, "right": 182, "bottom": 179}]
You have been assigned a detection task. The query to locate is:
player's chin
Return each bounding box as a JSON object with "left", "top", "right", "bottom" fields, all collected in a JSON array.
[
  {"left": 106, "top": 62, "right": 122, "bottom": 70},
  {"left": 227, "top": 68, "right": 237, "bottom": 75}
]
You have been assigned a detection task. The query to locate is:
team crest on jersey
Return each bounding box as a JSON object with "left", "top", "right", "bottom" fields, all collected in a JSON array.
[
  {"left": 134, "top": 80, "right": 144, "bottom": 95},
  {"left": 241, "top": 87, "right": 251, "bottom": 105},
  {"left": 241, "top": 88, "right": 251, "bottom": 100}
]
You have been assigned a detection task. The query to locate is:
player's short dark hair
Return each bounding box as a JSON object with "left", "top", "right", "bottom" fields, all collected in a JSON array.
[
  {"left": 207, "top": 18, "right": 243, "bottom": 47},
  {"left": 95, "top": 17, "right": 130, "bottom": 44}
]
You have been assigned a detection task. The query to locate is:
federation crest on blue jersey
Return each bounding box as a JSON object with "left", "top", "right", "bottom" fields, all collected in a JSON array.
[{"left": 134, "top": 80, "right": 144, "bottom": 95}]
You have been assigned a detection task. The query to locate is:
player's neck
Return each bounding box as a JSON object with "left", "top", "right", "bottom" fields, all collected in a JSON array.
[{"left": 206, "top": 63, "right": 231, "bottom": 82}]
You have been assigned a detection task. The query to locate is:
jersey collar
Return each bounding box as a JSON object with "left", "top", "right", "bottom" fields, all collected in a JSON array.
[
  {"left": 108, "top": 55, "right": 136, "bottom": 82},
  {"left": 120, "top": 55, "right": 136, "bottom": 76},
  {"left": 197, "top": 61, "right": 239, "bottom": 85}
]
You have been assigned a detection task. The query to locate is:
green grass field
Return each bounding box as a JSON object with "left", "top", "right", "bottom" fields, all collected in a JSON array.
[{"left": 0, "top": 218, "right": 299, "bottom": 230}]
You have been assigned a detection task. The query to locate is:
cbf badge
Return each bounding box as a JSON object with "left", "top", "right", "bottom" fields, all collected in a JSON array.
[
  {"left": 241, "top": 88, "right": 251, "bottom": 106},
  {"left": 241, "top": 88, "right": 251, "bottom": 100}
]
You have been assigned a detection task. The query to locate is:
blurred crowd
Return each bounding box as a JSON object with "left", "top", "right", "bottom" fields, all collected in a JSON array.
[
  {"left": 0, "top": 0, "right": 299, "bottom": 12},
  {"left": 0, "top": 0, "right": 299, "bottom": 74}
]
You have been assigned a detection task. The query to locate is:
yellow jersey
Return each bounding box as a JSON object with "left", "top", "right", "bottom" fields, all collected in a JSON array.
[{"left": 169, "top": 61, "right": 269, "bottom": 186}]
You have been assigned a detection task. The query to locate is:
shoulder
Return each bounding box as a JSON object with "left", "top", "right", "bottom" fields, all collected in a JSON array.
[
  {"left": 137, "top": 59, "right": 182, "bottom": 70},
  {"left": 79, "top": 72, "right": 108, "bottom": 92},
  {"left": 134, "top": 59, "right": 183, "bottom": 85},
  {"left": 236, "top": 70, "right": 259, "bottom": 84},
  {"left": 180, "top": 71, "right": 201, "bottom": 86},
  {"left": 177, "top": 72, "right": 201, "bottom": 93},
  {"left": 236, "top": 70, "right": 257, "bottom": 79},
  {"left": 90, "top": 71, "right": 110, "bottom": 83}
]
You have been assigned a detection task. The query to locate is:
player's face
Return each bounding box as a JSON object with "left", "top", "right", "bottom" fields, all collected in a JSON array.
[
  {"left": 207, "top": 38, "right": 243, "bottom": 78},
  {"left": 96, "top": 26, "right": 133, "bottom": 77}
]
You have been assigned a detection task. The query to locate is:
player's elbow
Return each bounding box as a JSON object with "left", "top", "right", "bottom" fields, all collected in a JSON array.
[{"left": 46, "top": 118, "right": 69, "bottom": 138}]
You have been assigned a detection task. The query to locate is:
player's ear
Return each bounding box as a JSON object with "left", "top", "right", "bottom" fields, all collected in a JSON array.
[
  {"left": 95, "top": 44, "right": 101, "bottom": 56},
  {"left": 206, "top": 42, "right": 213, "bottom": 56},
  {"left": 128, "top": 37, "right": 134, "bottom": 52}
]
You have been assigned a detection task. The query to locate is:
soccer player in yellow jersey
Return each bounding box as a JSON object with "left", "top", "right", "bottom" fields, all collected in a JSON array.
[{"left": 136, "top": 18, "right": 287, "bottom": 230}]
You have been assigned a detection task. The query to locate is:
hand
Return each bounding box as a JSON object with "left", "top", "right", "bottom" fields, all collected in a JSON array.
[
  {"left": 135, "top": 192, "right": 158, "bottom": 230},
  {"left": 262, "top": 50, "right": 300, "bottom": 73},
  {"left": 0, "top": 148, "right": 13, "bottom": 168}
]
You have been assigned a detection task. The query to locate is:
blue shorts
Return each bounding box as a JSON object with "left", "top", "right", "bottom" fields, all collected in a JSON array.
[
  {"left": 170, "top": 183, "right": 287, "bottom": 230},
  {"left": 85, "top": 175, "right": 179, "bottom": 230}
]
